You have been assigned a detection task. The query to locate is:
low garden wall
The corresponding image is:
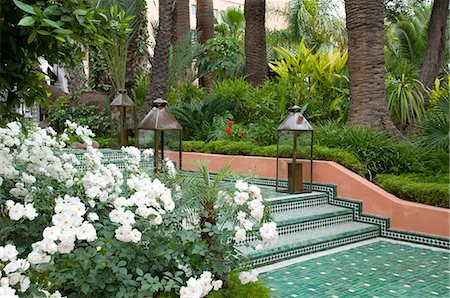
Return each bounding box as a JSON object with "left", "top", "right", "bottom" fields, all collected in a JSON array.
[{"left": 166, "top": 151, "right": 450, "bottom": 238}]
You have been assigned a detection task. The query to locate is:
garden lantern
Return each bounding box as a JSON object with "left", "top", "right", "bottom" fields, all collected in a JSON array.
[
  {"left": 110, "top": 89, "right": 138, "bottom": 147},
  {"left": 276, "top": 105, "right": 314, "bottom": 194},
  {"left": 138, "top": 98, "right": 183, "bottom": 173}
]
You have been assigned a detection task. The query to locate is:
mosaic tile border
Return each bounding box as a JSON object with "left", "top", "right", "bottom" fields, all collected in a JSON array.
[
  {"left": 245, "top": 214, "right": 354, "bottom": 243},
  {"left": 251, "top": 179, "right": 450, "bottom": 250},
  {"left": 248, "top": 230, "right": 380, "bottom": 268}
]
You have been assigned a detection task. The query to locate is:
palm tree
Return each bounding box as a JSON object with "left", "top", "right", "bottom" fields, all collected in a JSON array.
[
  {"left": 215, "top": 7, "right": 245, "bottom": 39},
  {"left": 345, "top": 0, "right": 403, "bottom": 138},
  {"left": 268, "top": 0, "right": 347, "bottom": 51},
  {"left": 244, "top": 0, "right": 267, "bottom": 86},
  {"left": 197, "top": 0, "right": 215, "bottom": 88},
  {"left": 147, "top": 0, "right": 172, "bottom": 104},
  {"left": 171, "top": 0, "right": 190, "bottom": 46},
  {"left": 419, "top": 0, "right": 449, "bottom": 108}
]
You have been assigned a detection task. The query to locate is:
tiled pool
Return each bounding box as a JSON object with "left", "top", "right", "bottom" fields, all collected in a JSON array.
[{"left": 260, "top": 239, "right": 450, "bottom": 297}]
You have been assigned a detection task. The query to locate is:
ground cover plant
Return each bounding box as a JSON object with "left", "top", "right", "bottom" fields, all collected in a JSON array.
[{"left": 0, "top": 121, "right": 279, "bottom": 297}]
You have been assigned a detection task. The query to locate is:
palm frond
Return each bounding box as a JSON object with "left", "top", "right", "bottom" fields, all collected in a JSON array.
[{"left": 168, "top": 31, "right": 205, "bottom": 87}]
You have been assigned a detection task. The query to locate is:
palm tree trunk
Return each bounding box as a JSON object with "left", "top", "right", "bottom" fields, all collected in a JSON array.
[
  {"left": 125, "top": 0, "right": 148, "bottom": 93},
  {"left": 345, "top": 0, "right": 403, "bottom": 139},
  {"left": 171, "top": 0, "right": 190, "bottom": 46},
  {"left": 147, "top": 0, "right": 172, "bottom": 106},
  {"left": 197, "top": 0, "right": 214, "bottom": 89},
  {"left": 419, "top": 0, "right": 449, "bottom": 109},
  {"left": 244, "top": 0, "right": 267, "bottom": 86}
]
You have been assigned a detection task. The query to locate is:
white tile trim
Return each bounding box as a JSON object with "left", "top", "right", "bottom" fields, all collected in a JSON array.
[{"left": 256, "top": 237, "right": 449, "bottom": 274}]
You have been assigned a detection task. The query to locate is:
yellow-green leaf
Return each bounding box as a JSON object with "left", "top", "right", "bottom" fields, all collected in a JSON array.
[
  {"left": 27, "top": 31, "right": 36, "bottom": 44},
  {"left": 54, "top": 35, "right": 66, "bottom": 42}
]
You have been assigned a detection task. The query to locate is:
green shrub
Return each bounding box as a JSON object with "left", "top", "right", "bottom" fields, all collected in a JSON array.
[
  {"left": 314, "top": 122, "right": 426, "bottom": 179},
  {"left": 422, "top": 151, "right": 449, "bottom": 174},
  {"left": 208, "top": 272, "right": 271, "bottom": 298},
  {"left": 131, "top": 69, "right": 150, "bottom": 114},
  {"left": 211, "top": 79, "right": 256, "bottom": 122},
  {"left": 95, "top": 136, "right": 118, "bottom": 148},
  {"left": 170, "top": 97, "right": 234, "bottom": 140},
  {"left": 168, "top": 81, "right": 207, "bottom": 105},
  {"left": 376, "top": 173, "right": 449, "bottom": 208},
  {"left": 269, "top": 39, "right": 349, "bottom": 123},
  {"left": 418, "top": 86, "right": 449, "bottom": 152},
  {"left": 182, "top": 141, "right": 365, "bottom": 175},
  {"left": 48, "top": 94, "right": 110, "bottom": 137}
]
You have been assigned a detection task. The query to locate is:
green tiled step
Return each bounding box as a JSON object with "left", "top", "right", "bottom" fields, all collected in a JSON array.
[
  {"left": 273, "top": 204, "right": 353, "bottom": 227},
  {"left": 268, "top": 192, "right": 329, "bottom": 213},
  {"left": 241, "top": 222, "right": 380, "bottom": 267}
]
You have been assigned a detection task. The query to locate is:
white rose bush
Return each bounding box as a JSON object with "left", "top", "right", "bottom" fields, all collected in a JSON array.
[{"left": 0, "top": 121, "right": 277, "bottom": 297}]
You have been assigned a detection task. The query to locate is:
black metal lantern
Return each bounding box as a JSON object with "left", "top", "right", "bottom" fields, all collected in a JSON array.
[
  {"left": 110, "top": 89, "right": 138, "bottom": 147},
  {"left": 276, "top": 105, "right": 314, "bottom": 193},
  {"left": 138, "top": 98, "right": 183, "bottom": 173}
]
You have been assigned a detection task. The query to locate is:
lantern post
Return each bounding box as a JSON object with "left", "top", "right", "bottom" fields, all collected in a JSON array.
[
  {"left": 110, "top": 89, "right": 136, "bottom": 147},
  {"left": 276, "top": 106, "right": 314, "bottom": 193},
  {"left": 138, "top": 98, "right": 183, "bottom": 173}
]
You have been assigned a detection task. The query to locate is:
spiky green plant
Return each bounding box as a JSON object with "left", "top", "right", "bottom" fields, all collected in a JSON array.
[
  {"left": 419, "top": 77, "right": 449, "bottom": 152},
  {"left": 95, "top": 5, "right": 133, "bottom": 91},
  {"left": 169, "top": 97, "right": 234, "bottom": 140},
  {"left": 386, "top": 73, "right": 426, "bottom": 127},
  {"left": 168, "top": 31, "right": 205, "bottom": 87},
  {"left": 268, "top": 0, "right": 346, "bottom": 51},
  {"left": 214, "top": 7, "right": 245, "bottom": 39},
  {"left": 384, "top": 4, "right": 432, "bottom": 129}
]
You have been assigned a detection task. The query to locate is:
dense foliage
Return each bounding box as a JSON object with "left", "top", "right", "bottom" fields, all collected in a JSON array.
[
  {"left": 0, "top": 122, "right": 279, "bottom": 297},
  {"left": 0, "top": 0, "right": 115, "bottom": 120},
  {"left": 376, "top": 173, "right": 449, "bottom": 207},
  {"left": 47, "top": 94, "right": 110, "bottom": 137}
]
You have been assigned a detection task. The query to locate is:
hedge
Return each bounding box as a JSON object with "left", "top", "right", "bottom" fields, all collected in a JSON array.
[
  {"left": 182, "top": 140, "right": 365, "bottom": 175},
  {"left": 376, "top": 173, "right": 449, "bottom": 208}
]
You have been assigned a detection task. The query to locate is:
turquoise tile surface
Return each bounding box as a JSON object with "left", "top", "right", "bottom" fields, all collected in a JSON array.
[{"left": 261, "top": 241, "right": 450, "bottom": 297}]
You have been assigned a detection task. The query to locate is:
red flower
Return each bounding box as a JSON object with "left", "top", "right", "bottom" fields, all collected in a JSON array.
[
  {"left": 238, "top": 131, "right": 244, "bottom": 136},
  {"left": 253, "top": 141, "right": 257, "bottom": 145},
  {"left": 225, "top": 127, "right": 232, "bottom": 134},
  {"left": 227, "top": 120, "right": 234, "bottom": 126}
]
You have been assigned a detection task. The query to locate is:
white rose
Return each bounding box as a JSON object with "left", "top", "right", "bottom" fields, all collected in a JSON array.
[
  {"left": 43, "top": 226, "right": 61, "bottom": 241},
  {"left": 238, "top": 271, "right": 251, "bottom": 285},
  {"left": 212, "top": 280, "right": 223, "bottom": 291},
  {"left": 235, "top": 180, "right": 249, "bottom": 192},
  {"left": 233, "top": 191, "right": 249, "bottom": 205},
  {"left": 259, "top": 222, "right": 278, "bottom": 244},
  {"left": 24, "top": 204, "right": 38, "bottom": 220},
  {"left": 234, "top": 228, "right": 246, "bottom": 243},
  {"left": 88, "top": 212, "right": 99, "bottom": 222},
  {"left": 76, "top": 222, "right": 97, "bottom": 242},
  {"left": 19, "top": 276, "right": 30, "bottom": 292},
  {"left": 0, "top": 244, "right": 19, "bottom": 262}
]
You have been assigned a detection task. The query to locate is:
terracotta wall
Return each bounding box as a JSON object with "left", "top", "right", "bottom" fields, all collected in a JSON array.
[{"left": 166, "top": 151, "right": 450, "bottom": 238}]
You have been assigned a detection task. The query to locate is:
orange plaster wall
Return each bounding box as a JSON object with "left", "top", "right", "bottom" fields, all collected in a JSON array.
[{"left": 166, "top": 151, "right": 450, "bottom": 238}]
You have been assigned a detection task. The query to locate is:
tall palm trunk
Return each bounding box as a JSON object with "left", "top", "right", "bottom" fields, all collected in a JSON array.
[
  {"left": 125, "top": 0, "right": 147, "bottom": 93},
  {"left": 244, "top": 0, "right": 267, "bottom": 86},
  {"left": 419, "top": 0, "right": 449, "bottom": 109},
  {"left": 171, "top": 0, "right": 190, "bottom": 45},
  {"left": 147, "top": 0, "right": 172, "bottom": 106},
  {"left": 197, "top": 0, "right": 214, "bottom": 89},
  {"left": 345, "top": 0, "right": 403, "bottom": 139}
]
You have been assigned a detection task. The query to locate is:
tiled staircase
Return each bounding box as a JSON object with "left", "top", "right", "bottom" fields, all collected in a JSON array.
[
  {"left": 69, "top": 149, "right": 448, "bottom": 261},
  {"left": 240, "top": 191, "right": 380, "bottom": 267}
]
